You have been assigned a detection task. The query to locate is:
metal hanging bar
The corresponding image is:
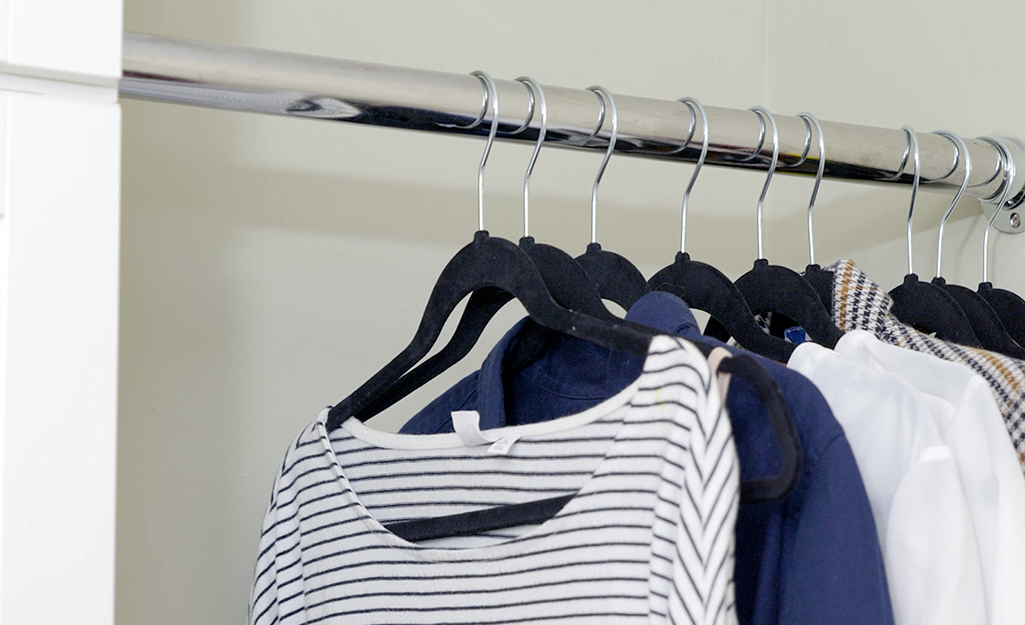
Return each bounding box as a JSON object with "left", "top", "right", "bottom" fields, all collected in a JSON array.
[{"left": 120, "top": 32, "right": 1025, "bottom": 219}]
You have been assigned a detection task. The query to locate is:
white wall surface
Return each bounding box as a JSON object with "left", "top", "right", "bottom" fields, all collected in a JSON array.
[{"left": 118, "top": 1, "right": 1025, "bottom": 623}]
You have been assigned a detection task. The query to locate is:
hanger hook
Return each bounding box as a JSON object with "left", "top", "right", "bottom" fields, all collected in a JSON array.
[
  {"left": 748, "top": 106, "right": 780, "bottom": 260},
  {"left": 586, "top": 85, "right": 618, "bottom": 245},
  {"left": 899, "top": 126, "right": 922, "bottom": 276},
  {"left": 978, "top": 136, "right": 1016, "bottom": 284},
  {"left": 677, "top": 97, "right": 709, "bottom": 254},
  {"left": 515, "top": 76, "right": 547, "bottom": 239},
  {"left": 932, "top": 131, "right": 972, "bottom": 278},
  {"left": 469, "top": 71, "right": 499, "bottom": 232},
  {"left": 790, "top": 115, "right": 814, "bottom": 170},
  {"left": 796, "top": 113, "right": 825, "bottom": 266}
]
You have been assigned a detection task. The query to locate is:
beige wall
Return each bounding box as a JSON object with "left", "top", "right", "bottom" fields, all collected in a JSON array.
[{"left": 117, "top": 1, "right": 1025, "bottom": 623}]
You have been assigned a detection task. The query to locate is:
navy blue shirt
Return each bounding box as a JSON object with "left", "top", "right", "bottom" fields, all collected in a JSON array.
[{"left": 401, "top": 292, "right": 893, "bottom": 625}]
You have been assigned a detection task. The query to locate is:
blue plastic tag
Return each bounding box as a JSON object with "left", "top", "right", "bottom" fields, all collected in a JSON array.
[{"left": 784, "top": 326, "right": 808, "bottom": 345}]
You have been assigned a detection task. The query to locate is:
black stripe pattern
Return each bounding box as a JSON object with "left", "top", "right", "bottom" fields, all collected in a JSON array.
[{"left": 249, "top": 335, "right": 740, "bottom": 624}]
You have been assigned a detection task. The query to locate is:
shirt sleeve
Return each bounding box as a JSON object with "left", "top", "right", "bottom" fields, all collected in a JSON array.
[
  {"left": 249, "top": 474, "right": 281, "bottom": 625},
  {"left": 777, "top": 434, "right": 895, "bottom": 625},
  {"left": 661, "top": 346, "right": 741, "bottom": 625},
  {"left": 885, "top": 446, "right": 985, "bottom": 625}
]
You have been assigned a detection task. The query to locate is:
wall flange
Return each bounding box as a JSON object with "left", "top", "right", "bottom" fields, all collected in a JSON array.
[{"left": 979, "top": 136, "right": 1025, "bottom": 234}]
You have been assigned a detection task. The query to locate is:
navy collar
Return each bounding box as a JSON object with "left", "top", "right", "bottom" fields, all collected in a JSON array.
[{"left": 474, "top": 292, "right": 703, "bottom": 427}]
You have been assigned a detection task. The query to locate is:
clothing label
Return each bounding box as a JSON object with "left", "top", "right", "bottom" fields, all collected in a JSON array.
[
  {"left": 487, "top": 437, "right": 519, "bottom": 455},
  {"left": 452, "top": 410, "right": 497, "bottom": 446},
  {"left": 784, "top": 326, "right": 808, "bottom": 345},
  {"left": 705, "top": 347, "right": 734, "bottom": 404}
]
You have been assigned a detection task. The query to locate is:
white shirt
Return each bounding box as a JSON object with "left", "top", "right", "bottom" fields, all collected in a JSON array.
[
  {"left": 835, "top": 329, "right": 1025, "bottom": 625},
  {"left": 789, "top": 336, "right": 985, "bottom": 625},
  {"left": 250, "top": 336, "right": 740, "bottom": 625}
]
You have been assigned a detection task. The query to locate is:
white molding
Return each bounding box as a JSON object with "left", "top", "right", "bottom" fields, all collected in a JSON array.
[{"left": 0, "top": 89, "right": 121, "bottom": 625}]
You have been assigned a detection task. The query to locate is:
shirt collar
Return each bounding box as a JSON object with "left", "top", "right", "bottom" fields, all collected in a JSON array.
[
  {"left": 823, "top": 259, "right": 893, "bottom": 335},
  {"left": 475, "top": 291, "right": 703, "bottom": 426}
]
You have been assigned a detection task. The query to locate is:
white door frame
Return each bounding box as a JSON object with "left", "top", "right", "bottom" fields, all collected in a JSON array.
[{"left": 0, "top": 1, "right": 123, "bottom": 623}]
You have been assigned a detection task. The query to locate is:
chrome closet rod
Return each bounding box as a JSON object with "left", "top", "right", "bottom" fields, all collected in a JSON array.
[{"left": 120, "top": 32, "right": 1025, "bottom": 209}]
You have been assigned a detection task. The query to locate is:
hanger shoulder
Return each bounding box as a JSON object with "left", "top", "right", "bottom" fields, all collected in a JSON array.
[
  {"left": 888, "top": 274, "right": 982, "bottom": 348},
  {"left": 933, "top": 279, "right": 1025, "bottom": 357},
  {"left": 575, "top": 242, "right": 650, "bottom": 310},
  {"left": 730, "top": 259, "right": 842, "bottom": 349},
  {"left": 978, "top": 282, "right": 1025, "bottom": 349},
  {"left": 648, "top": 253, "right": 795, "bottom": 362}
]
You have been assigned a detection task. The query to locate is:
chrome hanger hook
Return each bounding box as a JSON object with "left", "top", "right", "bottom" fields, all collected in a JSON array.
[
  {"left": 900, "top": 126, "right": 922, "bottom": 276},
  {"left": 748, "top": 106, "right": 780, "bottom": 260},
  {"left": 586, "top": 85, "right": 618, "bottom": 245},
  {"left": 789, "top": 115, "right": 814, "bottom": 170},
  {"left": 580, "top": 89, "right": 606, "bottom": 145},
  {"left": 515, "top": 76, "right": 548, "bottom": 239},
  {"left": 932, "top": 130, "right": 972, "bottom": 278},
  {"left": 509, "top": 80, "right": 534, "bottom": 136},
  {"left": 469, "top": 71, "right": 500, "bottom": 232},
  {"left": 677, "top": 97, "right": 709, "bottom": 254},
  {"left": 979, "top": 136, "right": 1016, "bottom": 284},
  {"left": 797, "top": 112, "right": 825, "bottom": 266}
]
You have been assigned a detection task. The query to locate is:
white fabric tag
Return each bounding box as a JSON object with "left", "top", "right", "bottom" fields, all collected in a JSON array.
[
  {"left": 452, "top": 410, "right": 497, "bottom": 446},
  {"left": 487, "top": 437, "right": 519, "bottom": 455}
]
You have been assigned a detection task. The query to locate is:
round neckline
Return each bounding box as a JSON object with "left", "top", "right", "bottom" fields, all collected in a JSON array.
[{"left": 316, "top": 337, "right": 672, "bottom": 561}]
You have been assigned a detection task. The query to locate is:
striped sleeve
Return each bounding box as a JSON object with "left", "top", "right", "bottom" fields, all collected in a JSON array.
[
  {"left": 250, "top": 471, "right": 281, "bottom": 625},
  {"left": 666, "top": 340, "right": 740, "bottom": 625}
]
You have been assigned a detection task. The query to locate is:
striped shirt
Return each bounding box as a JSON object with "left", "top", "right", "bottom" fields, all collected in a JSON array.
[{"left": 249, "top": 335, "right": 740, "bottom": 624}]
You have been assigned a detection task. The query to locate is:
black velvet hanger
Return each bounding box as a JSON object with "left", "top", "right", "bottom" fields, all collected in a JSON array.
[
  {"left": 704, "top": 107, "right": 842, "bottom": 349},
  {"left": 648, "top": 99, "right": 795, "bottom": 363},
  {"left": 933, "top": 277, "right": 1025, "bottom": 357},
  {"left": 649, "top": 253, "right": 795, "bottom": 362},
  {"left": 357, "top": 77, "right": 635, "bottom": 413},
  {"left": 504, "top": 237, "right": 624, "bottom": 372},
  {"left": 326, "top": 230, "right": 653, "bottom": 430},
  {"left": 888, "top": 128, "right": 986, "bottom": 347},
  {"left": 356, "top": 235, "right": 622, "bottom": 421},
  {"left": 766, "top": 264, "right": 836, "bottom": 338},
  {"left": 888, "top": 274, "right": 983, "bottom": 347},
  {"left": 978, "top": 283, "right": 1025, "bottom": 349},
  {"left": 973, "top": 135, "right": 1025, "bottom": 351},
  {"left": 925, "top": 146, "right": 1017, "bottom": 353},
  {"left": 329, "top": 73, "right": 649, "bottom": 428},
  {"left": 704, "top": 259, "right": 843, "bottom": 348},
  {"left": 384, "top": 347, "right": 801, "bottom": 543},
  {"left": 764, "top": 114, "right": 837, "bottom": 339}
]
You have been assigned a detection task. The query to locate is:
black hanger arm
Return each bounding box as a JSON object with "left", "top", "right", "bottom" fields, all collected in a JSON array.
[
  {"left": 351, "top": 287, "right": 514, "bottom": 420},
  {"left": 327, "top": 231, "right": 652, "bottom": 429},
  {"left": 385, "top": 495, "right": 573, "bottom": 543},
  {"left": 888, "top": 274, "right": 982, "bottom": 348},
  {"left": 978, "top": 282, "right": 1025, "bottom": 349},
  {"left": 353, "top": 237, "right": 630, "bottom": 421},
  {"left": 717, "top": 353, "right": 801, "bottom": 502}
]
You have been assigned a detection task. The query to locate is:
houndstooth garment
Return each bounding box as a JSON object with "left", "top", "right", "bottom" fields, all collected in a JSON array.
[{"left": 826, "top": 259, "right": 1025, "bottom": 469}]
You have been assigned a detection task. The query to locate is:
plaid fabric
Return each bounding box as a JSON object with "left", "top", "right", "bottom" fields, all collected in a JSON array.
[{"left": 827, "top": 259, "right": 1025, "bottom": 470}]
